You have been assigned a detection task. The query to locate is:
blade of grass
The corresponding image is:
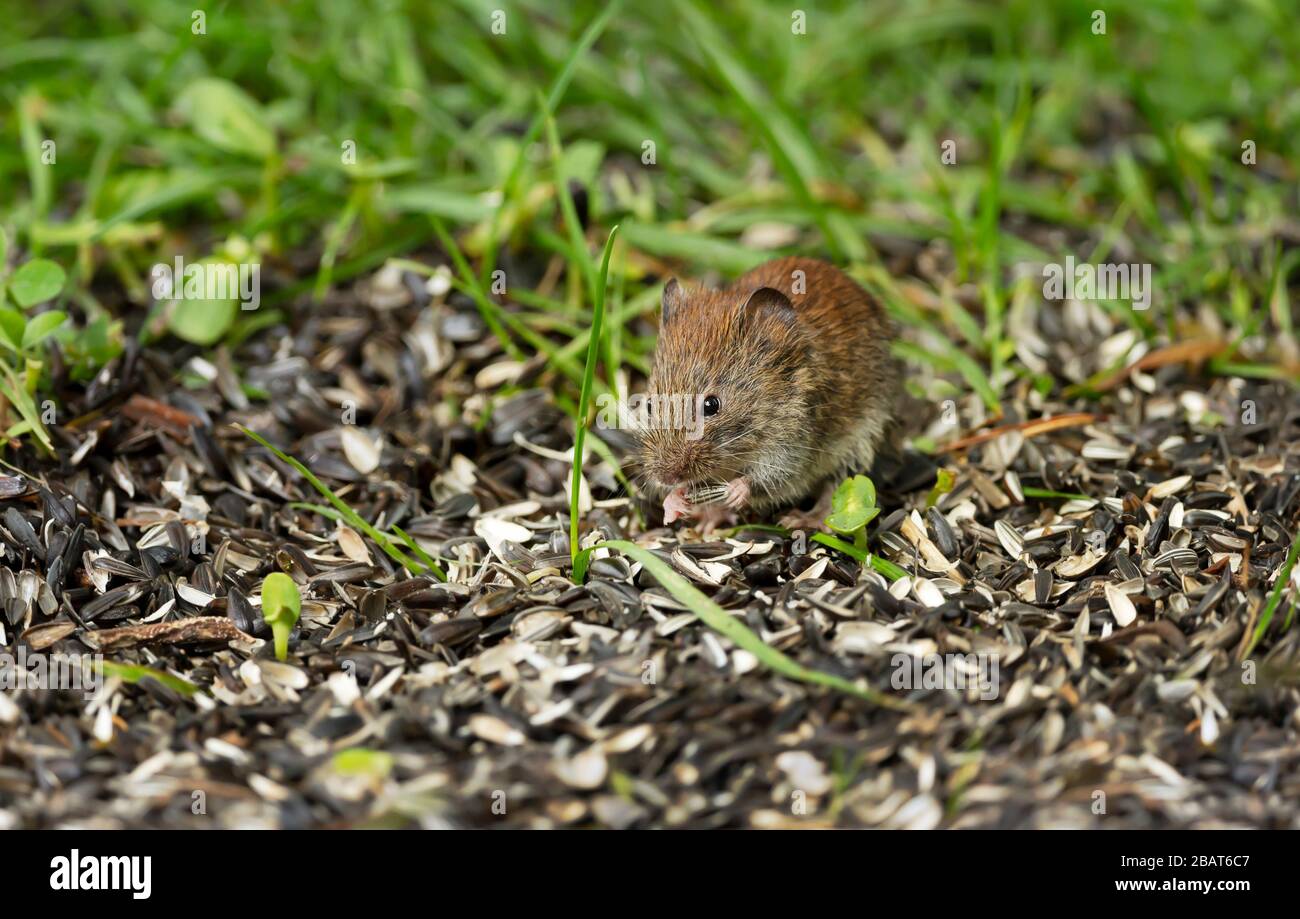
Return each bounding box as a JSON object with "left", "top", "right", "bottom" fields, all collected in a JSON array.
[
  {"left": 1245, "top": 527, "right": 1300, "bottom": 657},
  {"left": 239, "top": 425, "right": 445, "bottom": 581},
  {"left": 541, "top": 91, "right": 598, "bottom": 308},
  {"left": 619, "top": 222, "right": 769, "bottom": 275},
  {"left": 570, "top": 224, "right": 619, "bottom": 568},
  {"left": 892, "top": 340, "right": 1001, "bottom": 413},
  {"left": 592, "top": 539, "right": 907, "bottom": 708},
  {"left": 97, "top": 660, "right": 197, "bottom": 696},
  {"left": 18, "top": 93, "right": 51, "bottom": 232},
  {"left": 478, "top": 0, "right": 623, "bottom": 291},
  {"left": 431, "top": 216, "right": 524, "bottom": 362},
  {"left": 313, "top": 184, "right": 366, "bottom": 300},
  {"left": 672, "top": 0, "right": 859, "bottom": 262},
  {"left": 0, "top": 359, "right": 53, "bottom": 452},
  {"left": 1021, "top": 486, "right": 1092, "bottom": 501},
  {"left": 290, "top": 502, "right": 458, "bottom": 567},
  {"left": 389, "top": 524, "right": 451, "bottom": 574},
  {"left": 810, "top": 532, "right": 908, "bottom": 581}
]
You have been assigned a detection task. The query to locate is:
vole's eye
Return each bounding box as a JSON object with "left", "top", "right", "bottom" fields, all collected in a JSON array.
[{"left": 702, "top": 395, "right": 720, "bottom": 417}]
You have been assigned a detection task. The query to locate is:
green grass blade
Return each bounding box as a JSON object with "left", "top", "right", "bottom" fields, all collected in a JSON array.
[
  {"left": 0, "top": 359, "right": 53, "bottom": 452},
  {"left": 671, "top": 0, "right": 859, "bottom": 262},
  {"left": 239, "top": 425, "right": 445, "bottom": 581},
  {"left": 1246, "top": 527, "right": 1300, "bottom": 657},
  {"left": 430, "top": 216, "right": 523, "bottom": 362},
  {"left": 542, "top": 92, "right": 598, "bottom": 307},
  {"left": 97, "top": 660, "right": 197, "bottom": 696},
  {"left": 477, "top": 0, "right": 623, "bottom": 290},
  {"left": 390, "top": 524, "right": 447, "bottom": 575},
  {"left": 570, "top": 224, "right": 619, "bottom": 566},
  {"left": 619, "top": 222, "right": 769, "bottom": 275},
  {"left": 18, "top": 93, "right": 51, "bottom": 228},
  {"left": 596, "top": 539, "right": 906, "bottom": 708},
  {"left": 810, "top": 532, "right": 907, "bottom": 581},
  {"left": 1021, "top": 486, "right": 1091, "bottom": 501}
]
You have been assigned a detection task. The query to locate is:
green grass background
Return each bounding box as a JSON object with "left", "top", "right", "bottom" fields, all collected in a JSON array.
[{"left": 1, "top": 0, "right": 1298, "bottom": 407}]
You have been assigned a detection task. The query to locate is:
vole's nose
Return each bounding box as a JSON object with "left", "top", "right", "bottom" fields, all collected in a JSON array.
[{"left": 657, "top": 464, "right": 687, "bottom": 486}]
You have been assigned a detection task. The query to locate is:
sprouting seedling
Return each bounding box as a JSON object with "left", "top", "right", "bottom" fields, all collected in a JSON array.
[
  {"left": 925, "top": 467, "right": 956, "bottom": 509},
  {"left": 823, "top": 474, "right": 880, "bottom": 550},
  {"left": 260, "top": 572, "right": 300, "bottom": 661}
]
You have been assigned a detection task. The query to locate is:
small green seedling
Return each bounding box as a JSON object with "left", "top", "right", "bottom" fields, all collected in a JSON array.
[
  {"left": 260, "top": 572, "right": 301, "bottom": 661},
  {"left": 925, "top": 467, "right": 957, "bottom": 508},
  {"left": 0, "top": 243, "right": 69, "bottom": 451},
  {"left": 1, "top": 254, "right": 69, "bottom": 362},
  {"left": 824, "top": 474, "right": 880, "bottom": 550}
]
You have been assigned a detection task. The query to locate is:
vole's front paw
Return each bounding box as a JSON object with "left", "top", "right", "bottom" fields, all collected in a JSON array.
[
  {"left": 723, "top": 476, "right": 751, "bottom": 510},
  {"left": 695, "top": 503, "right": 738, "bottom": 535},
  {"left": 662, "top": 486, "right": 693, "bottom": 524}
]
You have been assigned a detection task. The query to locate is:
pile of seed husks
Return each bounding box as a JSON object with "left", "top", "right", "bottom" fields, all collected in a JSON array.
[{"left": 0, "top": 258, "right": 1298, "bottom": 830}]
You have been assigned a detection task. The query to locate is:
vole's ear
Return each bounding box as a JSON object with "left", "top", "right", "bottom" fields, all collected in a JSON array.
[
  {"left": 740, "top": 286, "right": 797, "bottom": 328},
  {"left": 661, "top": 279, "right": 685, "bottom": 325}
]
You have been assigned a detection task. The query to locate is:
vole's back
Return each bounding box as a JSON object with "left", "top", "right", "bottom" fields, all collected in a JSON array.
[{"left": 727, "top": 257, "right": 898, "bottom": 467}]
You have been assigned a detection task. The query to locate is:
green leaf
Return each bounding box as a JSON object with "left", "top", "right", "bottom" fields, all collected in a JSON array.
[
  {"left": 57, "top": 314, "right": 124, "bottom": 381},
  {"left": 9, "top": 258, "right": 65, "bottom": 308},
  {"left": 0, "top": 307, "right": 26, "bottom": 352},
  {"left": 260, "top": 571, "right": 301, "bottom": 662},
  {"left": 597, "top": 539, "right": 907, "bottom": 709},
  {"left": 165, "top": 258, "right": 240, "bottom": 345},
  {"left": 174, "top": 78, "right": 275, "bottom": 160},
  {"left": 21, "top": 310, "right": 65, "bottom": 349},
  {"left": 381, "top": 184, "right": 494, "bottom": 222},
  {"left": 559, "top": 140, "right": 605, "bottom": 189},
  {"left": 824, "top": 474, "right": 879, "bottom": 536},
  {"left": 573, "top": 547, "right": 593, "bottom": 583},
  {"left": 261, "top": 572, "right": 301, "bottom": 622},
  {"left": 620, "top": 222, "right": 768, "bottom": 276}
]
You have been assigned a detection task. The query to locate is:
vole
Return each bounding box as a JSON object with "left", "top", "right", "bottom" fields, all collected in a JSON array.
[{"left": 639, "top": 256, "right": 900, "bottom": 529}]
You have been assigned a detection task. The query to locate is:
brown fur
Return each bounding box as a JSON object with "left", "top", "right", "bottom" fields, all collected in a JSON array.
[{"left": 640, "top": 257, "right": 900, "bottom": 515}]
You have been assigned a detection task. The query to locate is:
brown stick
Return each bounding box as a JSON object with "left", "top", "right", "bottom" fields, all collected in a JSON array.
[
  {"left": 942, "top": 412, "right": 1102, "bottom": 452},
  {"left": 1092, "top": 339, "right": 1229, "bottom": 392}
]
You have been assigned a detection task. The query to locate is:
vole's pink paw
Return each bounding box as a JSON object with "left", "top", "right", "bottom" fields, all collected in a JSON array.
[
  {"left": 723, "top": 476, "right": 751, "bottom": 510},
  {"left": 662, "top": 486, "right": 693, "bottom": 524},
  {"left": 695, "top": 503, "right": 739, "bottom": 535}
]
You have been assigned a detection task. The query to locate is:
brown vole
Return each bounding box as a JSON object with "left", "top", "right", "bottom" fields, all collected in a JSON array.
[{"left": 639, "top": 256, "right": 900, "bottom": 528}]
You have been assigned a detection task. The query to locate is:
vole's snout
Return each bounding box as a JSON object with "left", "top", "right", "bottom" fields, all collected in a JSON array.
[
  {"left": 650, "top": 460, "right": 689, "bottom": 488},
  {"left": 645, "top": 442, "right": 706, "bottom": 489}
]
